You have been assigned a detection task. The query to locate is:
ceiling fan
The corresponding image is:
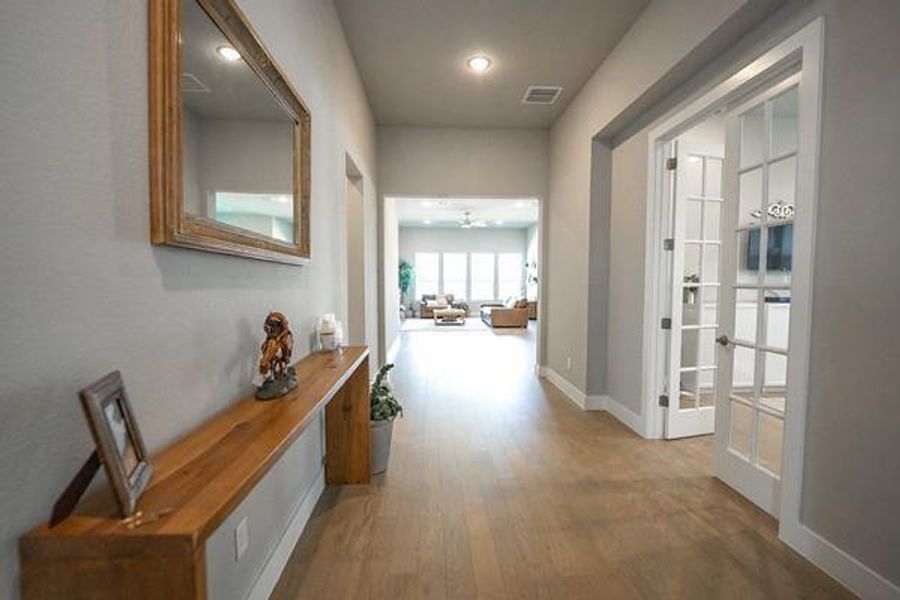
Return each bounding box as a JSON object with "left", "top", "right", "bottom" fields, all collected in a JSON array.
[{"left": 457, "top": 210, "right": 487, "bottom": 229}]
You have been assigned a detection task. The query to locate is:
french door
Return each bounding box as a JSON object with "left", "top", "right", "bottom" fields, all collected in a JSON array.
[
  {"left": 664, "top": 142, "right": 725, "bottom": 439},
  {"left": 714, "top": 75, "right": 800, "bottom": 516}
]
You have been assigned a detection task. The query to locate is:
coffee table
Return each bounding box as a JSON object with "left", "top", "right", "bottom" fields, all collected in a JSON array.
[{"left": 433, "top": 307, "right": 466, "bottom": 326}]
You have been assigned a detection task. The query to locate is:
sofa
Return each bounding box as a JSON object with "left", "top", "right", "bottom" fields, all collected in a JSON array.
[
  {"left": 480, "top": 297, "right": 529, "bottom": 328},
  {"left": 419, "top": 294, "right": 469, "bottom": 318}
]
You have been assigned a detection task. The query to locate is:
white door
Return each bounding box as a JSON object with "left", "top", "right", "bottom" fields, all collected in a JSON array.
[
  {"left": 714, "top": 75, "right": 800, "bottom": 516},
  {"left": 664, "top": 142, "right": 725, "bottom": 439}
]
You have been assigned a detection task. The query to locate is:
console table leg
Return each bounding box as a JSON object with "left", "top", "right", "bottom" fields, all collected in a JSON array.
[{"left": 325, "top": 356, "right": 370, "bottom": 484}]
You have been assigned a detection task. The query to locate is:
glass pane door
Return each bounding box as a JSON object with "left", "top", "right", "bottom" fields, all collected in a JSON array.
[
  {"left": 664, "top": 141, "right": 724, "bottom": 439},
  {"left": 715, "top": 77, "right": 798, "bottom": 516}
]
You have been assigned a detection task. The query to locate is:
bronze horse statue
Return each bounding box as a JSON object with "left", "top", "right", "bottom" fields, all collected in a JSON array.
[{"left": 255, "top": 312, "right": 297, "bottom": 400}]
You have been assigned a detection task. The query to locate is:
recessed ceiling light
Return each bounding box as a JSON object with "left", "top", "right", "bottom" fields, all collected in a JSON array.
[
  {"left": 423, "top": 220, "right": 432, "bottom": 225},
  {"left": 515, "top": 201, "right": 527, "bottom": 207},
  {"left": 495, "top": 220, "right": 504, "bottom": 225},
  {"left": 421, "top": 200, "right": 432, "bottom": 207},
  {"left": 466, "top": 55, "right": 492, "bottom": 74},
  {"left": 216, "top": 45, "right": 242, "bottom": 62}
]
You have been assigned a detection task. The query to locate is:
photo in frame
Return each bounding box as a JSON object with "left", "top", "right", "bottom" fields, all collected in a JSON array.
[{"left": 79, "top": 371, "right": 153, "bottom": 518}]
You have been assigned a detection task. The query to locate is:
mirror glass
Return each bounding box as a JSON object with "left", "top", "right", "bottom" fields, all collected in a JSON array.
[{"left": 180, "top": 0, "right": 296, "bottom": 243}]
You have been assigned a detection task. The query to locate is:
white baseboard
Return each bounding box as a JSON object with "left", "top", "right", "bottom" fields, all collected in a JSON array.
[
  {"left": 537, "top": 368, "right": 646, "bottom": 438},
  {"left": 540, "top": 366, "right": 592, "bottom": 410},
  {"left": 247, "top": 468, "right": 325, "bottom": 600},
  {"left": 385, "top": 335, "right": 400, "bottom": 364},
  {"left": 780, "top": 520, "right": 900, "bottom": 600},
  {"left": 539, "top": 369, "right": 648, "bottom": 437},
  {"left": 594, "top": 394, "right": 645, "bottom": 437}
]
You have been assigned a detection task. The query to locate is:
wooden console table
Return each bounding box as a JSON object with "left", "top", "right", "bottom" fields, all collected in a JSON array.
[{"left": 19, "top": 346, "right": 370, "bottom": 600}]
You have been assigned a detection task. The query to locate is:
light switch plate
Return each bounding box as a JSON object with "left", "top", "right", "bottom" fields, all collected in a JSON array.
[{"left": 234, "top": 517, "right": 249, "bottom": 561}]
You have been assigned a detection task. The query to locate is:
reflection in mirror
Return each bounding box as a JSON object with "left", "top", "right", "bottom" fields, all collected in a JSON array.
[{"left": 180, "top": 0, "right": 295, "bottom": 243}]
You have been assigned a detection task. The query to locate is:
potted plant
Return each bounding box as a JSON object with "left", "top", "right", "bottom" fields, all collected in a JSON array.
[
  {"left": 398, "top": 260, "right": 414, "bottom": 308},
  {"left": 370, "top": 363, "right": 402, "bottom": 474}
]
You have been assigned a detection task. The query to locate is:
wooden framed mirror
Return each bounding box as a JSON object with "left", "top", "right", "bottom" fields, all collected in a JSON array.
[{"left": 150, "top": 0, "right": 311, "bottom": 264}]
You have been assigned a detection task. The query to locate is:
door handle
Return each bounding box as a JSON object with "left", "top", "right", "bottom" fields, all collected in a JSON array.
[{"left": 716, "top": 334, "right": 732, "bottom": 347}]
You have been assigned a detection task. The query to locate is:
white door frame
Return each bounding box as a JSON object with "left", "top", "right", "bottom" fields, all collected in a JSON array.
[{"left": 642, "top": 12, "right": 829, "bottom": 577}]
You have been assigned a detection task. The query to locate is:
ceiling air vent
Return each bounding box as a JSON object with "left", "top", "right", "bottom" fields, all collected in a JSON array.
[
  {"left": 181, "top": 72, "right": 210, "bottom": 93},
  {"left": 522, "top": 85, "right": 562, "bottom": 105}
]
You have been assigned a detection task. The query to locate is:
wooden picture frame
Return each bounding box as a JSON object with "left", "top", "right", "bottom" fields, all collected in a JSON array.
[
  {"left": 79, "top": 371, "right": 153, "bottom": 518},
  {"left": 149, "top": 0, "right": 312, "bottom": 265}
]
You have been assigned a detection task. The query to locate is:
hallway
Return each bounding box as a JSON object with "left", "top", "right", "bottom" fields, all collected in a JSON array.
[{"left": 272, "top": 330, "right": 851, "bottom": 599}]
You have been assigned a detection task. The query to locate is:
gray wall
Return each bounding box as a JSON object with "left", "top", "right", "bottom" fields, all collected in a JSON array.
[
  {"left": 0, "top": 0, "right": 376, "bottom": 597},
  {"left": 606, "top": 133, "right": 649, "bottom": 412},
  {"left": 581, "top": 0, "right": 900, "bottom": 587},
  {"left": 545, "top": 0, "right": 751, "bottom": 393},
  {"left": 378, "top": 126, "right": 548, "bottom": 199},
  {"left": 586, "top": 141, "right": 612, "bottom": 396},
  {"left": 378, "top": 126, "right": 549, "bottom": 358},
  {"left": 795, "top": 0, "right": 900, "bottom": 585}
]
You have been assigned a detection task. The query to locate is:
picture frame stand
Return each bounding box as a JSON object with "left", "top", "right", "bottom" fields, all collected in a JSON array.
[{"left": 49, "top": 450, "right": 101, "bottom": 527}]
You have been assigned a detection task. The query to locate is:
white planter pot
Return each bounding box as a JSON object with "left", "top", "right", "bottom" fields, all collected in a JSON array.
[{"left": 370, "top": 419, "right": 394, "bottom": 474}]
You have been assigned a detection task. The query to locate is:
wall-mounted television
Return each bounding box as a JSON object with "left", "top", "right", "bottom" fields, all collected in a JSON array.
[{"left": 747, "top": 223, "right": 793, "bottom": 271}]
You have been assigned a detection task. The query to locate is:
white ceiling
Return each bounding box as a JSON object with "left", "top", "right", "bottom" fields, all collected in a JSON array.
[
  {"left": 396, "top": 197, "right": 539, "bottom": 228},
  {"left": 334, "top": 0, "right": 650, "bottom": 128}
]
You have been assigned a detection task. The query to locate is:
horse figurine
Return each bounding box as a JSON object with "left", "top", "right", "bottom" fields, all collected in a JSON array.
[{"left": 254, "top": 312, "right": 298, "bottom": 400}]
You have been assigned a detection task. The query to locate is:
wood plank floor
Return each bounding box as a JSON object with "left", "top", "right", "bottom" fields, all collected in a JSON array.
[{"left": 271, "top": 326, "right": 853, "bottom": 599}]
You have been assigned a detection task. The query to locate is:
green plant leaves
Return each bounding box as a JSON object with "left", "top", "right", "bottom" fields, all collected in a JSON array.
[{"left": 371, "top": 363, "right": 403, "bottom": 422}]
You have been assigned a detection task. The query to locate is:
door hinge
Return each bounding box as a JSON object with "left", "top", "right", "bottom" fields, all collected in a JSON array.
[
  {"left": 663, "top": 238, "right": 674, "bottom": 251},
  {"left": 666, "top": 157, "right": 677, "bottom": 170},
  {"left": 658, "top": 394, "right": 670, "bottom": 407},
  {"left": 661, "top": 318, "right": 672, "bottom": 330}
]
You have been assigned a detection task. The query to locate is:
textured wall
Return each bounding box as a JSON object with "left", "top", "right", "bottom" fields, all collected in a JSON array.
[{"left": 0, "top": 0, "right": 376, "bottom": 597}]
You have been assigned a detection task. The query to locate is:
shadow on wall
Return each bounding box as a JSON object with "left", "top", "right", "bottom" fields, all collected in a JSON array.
[{"left": 151, "top": 245, "right": 311, "bottom": 293}]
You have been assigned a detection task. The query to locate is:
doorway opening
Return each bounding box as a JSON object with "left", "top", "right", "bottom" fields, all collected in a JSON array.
[
  {"left": 382, "top": 196, "right": 543, "bottom": 368},
  {"left": 657, "top": 77, "right": 798, "bottom": 516},
  {"left": 642, "top": 19, "right": 823, "bottom": 532},
  {"left": 344, "top": 156, "right": 366, "bottom": 345}
]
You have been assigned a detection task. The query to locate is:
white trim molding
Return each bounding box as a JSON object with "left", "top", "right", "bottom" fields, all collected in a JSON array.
[
  {"left": 246, "top": 469, "right": 325, "bottom": 600},
  {"left": 540, "top": 366, "right": 594, "bottom": 409},
  {"left": 597, "top": 395, "right": 645, "bottom": 437},
  {"left": 780, "top": 520, "right": 900, "bottom": 600},
  {"left": 540, "top": 367, "right": 646, "bottom": 437}
]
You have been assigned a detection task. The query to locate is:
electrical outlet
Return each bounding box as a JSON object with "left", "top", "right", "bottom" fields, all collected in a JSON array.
[
  {"left": 566, "top": 356, "right": 572, "bottom": 371},
  {"left": 234, "top": 517, "right": 249, "bottom": 561}
]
